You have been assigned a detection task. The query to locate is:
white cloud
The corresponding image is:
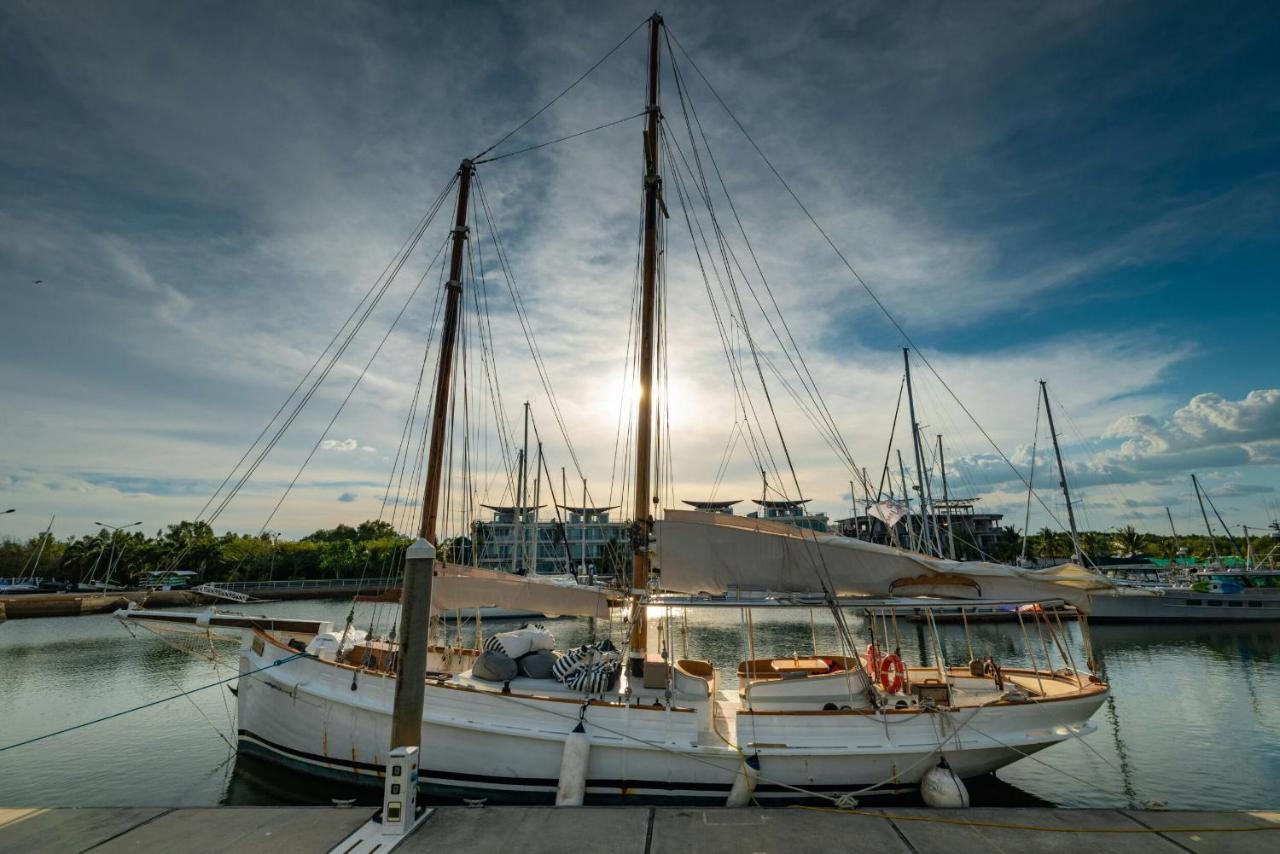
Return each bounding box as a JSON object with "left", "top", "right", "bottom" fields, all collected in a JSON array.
[
  {"left": 320, "top": 438, "right": 376, "bottom": 453},
  {"left": 1105, "top": 390, "right": 1280, "bottom": 464}
]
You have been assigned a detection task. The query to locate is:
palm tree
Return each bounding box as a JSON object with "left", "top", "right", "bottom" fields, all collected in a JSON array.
[
  {"left": 1035, "top": 526, "right": 1061, "bottom": 560},
  {"left": 1082, "top": 531, "right": 1110, "bottom": 561},
  {"left": 1112, "top": 525, "right": 1146, "bottom": 558},
  {"left": 990, "top": 526, "right": 1022, "bottom": 563}
]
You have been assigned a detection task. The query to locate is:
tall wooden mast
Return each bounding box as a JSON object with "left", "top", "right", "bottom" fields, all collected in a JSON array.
[
  {"left": 391, "top": 158, "right": 473, "bottom": 750},
  {"left": 629, "top": 12, "right": 663, "bottom": 676}
]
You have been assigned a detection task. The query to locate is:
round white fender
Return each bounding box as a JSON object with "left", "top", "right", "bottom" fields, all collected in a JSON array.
[
  {"left": 725, "top": 753, "right": 761, "bottom": 807},
  {"left": 920, "top": 757, "right": 969, "bottom": 808},
  {"left": 555, "top": 722, "right": 591, "bottom": 806}
]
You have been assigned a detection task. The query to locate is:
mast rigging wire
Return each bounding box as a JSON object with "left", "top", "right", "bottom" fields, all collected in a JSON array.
[
  {"left": 666, "top": 32, "right": 867, "bottom": 491},
  {"left": 194, "top": 176, "right": 457, "bottom": 527},
  {"left": 659, "top": 56, "right": 865, "bottom": 669},
  {"left": 1021, "top": 386, "right": 1043, "bottom": 563},
  {"left": 472, "top": 16, "right": 650, "bottom": 161},
  {"left": 258, "top": 233, "right": 453, "bottom": 535},
  {"left": 475, "top": 112, "right": 647, "bottom": 164},
  {"left": 474, "top": 173, "right": 593, "bottom": 498},
  {"left": 665, "top": 26, "right": 1070, "bottom": 533}
]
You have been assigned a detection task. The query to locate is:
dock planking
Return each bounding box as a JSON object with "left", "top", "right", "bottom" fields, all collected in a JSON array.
[{"left": 2, "top": 806, "right": 1278, "bottom": 853}]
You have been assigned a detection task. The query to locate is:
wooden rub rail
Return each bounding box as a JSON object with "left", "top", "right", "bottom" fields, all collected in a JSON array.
[{"left": 2, "top": 806, "right": 1278, "bottom": 853}]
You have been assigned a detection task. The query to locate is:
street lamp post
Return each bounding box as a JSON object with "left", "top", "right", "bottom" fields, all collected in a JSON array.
[{"left": 95, "top": 521, "right": 142, "bottom": 591}]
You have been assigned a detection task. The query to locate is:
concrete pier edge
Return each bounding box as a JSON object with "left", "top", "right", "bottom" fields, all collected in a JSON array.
[{"left": 3, "top": 806, "right": 1279, "bottom": 854}]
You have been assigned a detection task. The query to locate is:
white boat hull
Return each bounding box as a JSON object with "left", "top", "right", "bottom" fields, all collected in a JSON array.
[
  {"left": 1089, "top": 588, "right": 1280, "bottom": 622},
  {"left": 237, "top": 633, "right": 1106, "bottom": 804}
]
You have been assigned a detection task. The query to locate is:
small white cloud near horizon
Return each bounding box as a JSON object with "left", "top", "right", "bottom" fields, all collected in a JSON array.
[{"left": 320, "top": 438, "right": 376, "bottom": 453}]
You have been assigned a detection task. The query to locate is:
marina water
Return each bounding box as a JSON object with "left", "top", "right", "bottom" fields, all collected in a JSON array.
[{"left": 2, "top": 600, "right": 1277, "bottom": 809}]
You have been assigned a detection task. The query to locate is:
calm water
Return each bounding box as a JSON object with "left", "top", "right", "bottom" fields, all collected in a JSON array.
[{"left": 2, "top": 599, "right": 1278, "bottom": 808}]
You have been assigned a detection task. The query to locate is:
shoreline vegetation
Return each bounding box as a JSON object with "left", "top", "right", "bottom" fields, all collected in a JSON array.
[
  {"left": 0, "top": 519, "right": 630, "bottom": 586},
  {"left": 0, "top": 519, "right": 1271, "bottom": 587}
]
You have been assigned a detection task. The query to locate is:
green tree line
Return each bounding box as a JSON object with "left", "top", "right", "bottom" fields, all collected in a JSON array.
[
  {"left": 975, "top": 524, "right": 1275, "bottom": 564},
  {"left": 0, "top": 520, "right": 411, "bottom": 586},
  {"left": 3, "top": 519, "right": 1274, "bottom": 585}
]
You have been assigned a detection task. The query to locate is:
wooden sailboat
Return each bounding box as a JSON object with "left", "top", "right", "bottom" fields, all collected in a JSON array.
[{"left": 122, "top": 14, "right": 1112, "bottom": 805}]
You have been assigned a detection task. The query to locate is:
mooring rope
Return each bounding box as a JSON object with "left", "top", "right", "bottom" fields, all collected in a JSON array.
[{"left": 0, "top": 652, "right": 306, "bottom": 754}]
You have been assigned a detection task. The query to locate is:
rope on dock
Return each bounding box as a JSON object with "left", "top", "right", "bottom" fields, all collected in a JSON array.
[
  {"left": 0, "top": 652, "right": 306, "bottom": 754},
  {"left": 789, "top": 805, "right": 1280, "bottom": 834}
]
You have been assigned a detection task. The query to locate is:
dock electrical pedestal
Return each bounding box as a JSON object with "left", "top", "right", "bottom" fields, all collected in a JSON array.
[{"left": 329, "top": 746, "right": 432, "bottom": 852}]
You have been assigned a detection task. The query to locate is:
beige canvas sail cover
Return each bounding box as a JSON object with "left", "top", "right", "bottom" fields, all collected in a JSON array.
[
  {"left": 654, "top": 510, "right": 1114, "bottom": 611},
  {"left": 431, "top": 562, "right": 613, "bottom": 618}
]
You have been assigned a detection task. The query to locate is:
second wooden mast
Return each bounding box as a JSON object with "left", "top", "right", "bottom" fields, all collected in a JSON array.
[
  {"left": 390, "top": 158, "right": 474, "bottom": 750},
  {"left": 629, "top": 13, "right": 663, "bottom": 677}
]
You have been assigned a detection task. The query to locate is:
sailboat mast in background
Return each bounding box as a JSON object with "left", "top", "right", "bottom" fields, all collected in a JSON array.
[
  {"left": 1040, "top": 380, "right": 1083, "bottom": 565},
  {"left": 902, "top": 348, "right": 934, "bottom": 554}
]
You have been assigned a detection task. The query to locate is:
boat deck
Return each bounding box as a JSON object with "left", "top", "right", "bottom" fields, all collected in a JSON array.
[{"left": 3, "top": 805, "right": 1276, "bottom": 854}]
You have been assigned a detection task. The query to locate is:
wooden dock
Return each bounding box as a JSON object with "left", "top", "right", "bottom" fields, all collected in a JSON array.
[
  {"left": 0, "top": 579, "right": 401, "bottom": 621},
  {"left": 3, "top": 806, "right": 1278, "bottom": 853}
]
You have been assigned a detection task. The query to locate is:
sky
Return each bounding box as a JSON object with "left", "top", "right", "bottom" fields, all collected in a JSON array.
[{"left": 1, "top": 0, "right": 1278, "bottom": 544}]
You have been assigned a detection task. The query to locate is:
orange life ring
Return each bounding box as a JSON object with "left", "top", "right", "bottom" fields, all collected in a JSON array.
[
  {"left": 879, "top": 653, "right": 905, "bottom": 694},
  {"left": 866, "top": 643, "right": 881, "bottom": 678}
]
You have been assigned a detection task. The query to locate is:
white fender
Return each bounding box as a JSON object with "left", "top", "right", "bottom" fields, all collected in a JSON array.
[
  {"left": 725, "top": 753, "right": 761, "bottom": 807},
  {"left": 554, "top": 722, "right": 591, "bottom": 806},
  {"left": 920, "top": 757, "right": 969, "bottom": 808}
]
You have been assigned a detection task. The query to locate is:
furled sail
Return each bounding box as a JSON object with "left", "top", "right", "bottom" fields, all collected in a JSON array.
[
  {"left": 654, "top": 510, "right": 1114, "bottom": 611},
  {"left": 432, "top": 563, "right": 613, "bottom": 619}
]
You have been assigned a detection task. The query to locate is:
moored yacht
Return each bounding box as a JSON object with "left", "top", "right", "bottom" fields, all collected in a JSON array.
[
  {"left": 1088, "top": 567, "right": 1280, "bottom": 622},
  {"left": 226, "top": 593, "right": 1106, "bottom": 803}
]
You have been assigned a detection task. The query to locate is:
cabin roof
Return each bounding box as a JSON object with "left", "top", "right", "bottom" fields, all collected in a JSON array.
[{"left": 682, "top": 499, "right": 742, "bottom": 508}]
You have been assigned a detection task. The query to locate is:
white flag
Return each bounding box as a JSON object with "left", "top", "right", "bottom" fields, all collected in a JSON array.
[{"left": 867, "top": 499, "right": 909, "bottom": 529}]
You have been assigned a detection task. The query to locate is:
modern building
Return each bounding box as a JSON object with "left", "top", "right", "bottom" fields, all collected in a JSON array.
[
  {"left": 746, "top": 499, "right": 830, "bottom": 532},
  {"left": 680, "top": 499, "right": 742, "bottom": 515},
  {"left": 681, "top": 497, "right": 831, "bottom": 532},
  {"left": 836, "top": 498, "right": 1008, "bottom": 556},
  {"left": 472, "top": 504, "right": 628, "bottom": 579}
]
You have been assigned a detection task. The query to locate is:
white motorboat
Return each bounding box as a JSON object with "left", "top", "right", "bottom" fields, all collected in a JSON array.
[{"left": 1088, "top": 568, "right": 1280, "bottom": 622}]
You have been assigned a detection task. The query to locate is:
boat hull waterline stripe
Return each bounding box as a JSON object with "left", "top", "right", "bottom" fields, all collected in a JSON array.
[{"left": 236, "top": 729, "right": 925, "bottom": 799}]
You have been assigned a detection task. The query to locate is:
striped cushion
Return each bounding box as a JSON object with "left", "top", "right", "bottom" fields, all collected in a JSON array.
[{"left": 551, "top": 645, "right": 589, "bottom": 681}]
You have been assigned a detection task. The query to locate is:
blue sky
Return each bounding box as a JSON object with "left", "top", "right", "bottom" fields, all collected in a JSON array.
[{"left": 1, "top": 0, "right": 1277, "bottom": 543}]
